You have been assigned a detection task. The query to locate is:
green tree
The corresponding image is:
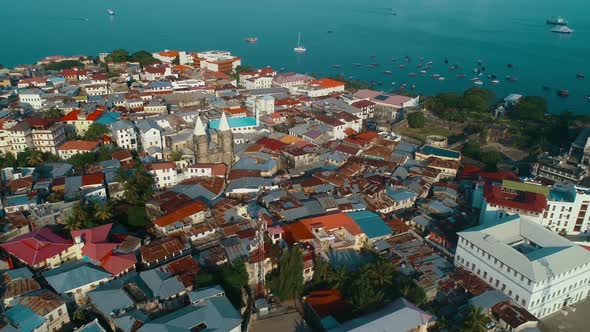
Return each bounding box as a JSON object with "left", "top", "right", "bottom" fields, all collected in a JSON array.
[
  {"left": 462, "top": 141, "right": 481, "bottom": 160},
  {"left": 347, "top": 268, "right": 385, "bottom": 314},
  {"left": 219, "top": 260, "right": 249, "bottom": 307},
  {"left": 131, "top": 50, "right": 160, "bottom": 66},
  {"left": 366, "top": 256, "right": 396, "bottom": 288},
  {"left": 407, "top": 112, "right": 425, "bottom": 128},
  {"left": 268, "top": 247, "right": 304, "bottom": 301},
  {"left": 83, "top": 123, "right": 109, "bottom": 141},
  {"left": 68, "top": 152, "right": 96, "bottom": 169},
  {"left": 172, "top": 56, "right": 180, "bottom": 65},
  {"left": 122, "top": 166, "right": 155, "bottom": 205},
  {"left": 43, "top": 60, "right": 84, "bottom": 71},
  {"left": 26, "top": 151, "right": 44, "bottom": 167},
  {"left": 310, "top": 256, "right": 330, "bottom": 287},
  {"left": 44, "top": 108, "right": 64, "bottom": 119},
  {"left": 94, "top": 202, "right": 113, "bottom": 222},
  {"left": 328, "top": 266, "right": 349, "bottom": 290},
  {"left": 64, "top": 204, "right": 90, "bottom": 231},
  {"left": 170, "top": 149, "right": 183, "bottom": 162},
  {"left": 105, "top": 49, "right": 131, "bottom": 63},
  {"left": 480, "top": 150, "right": 503, "bottom": 171},
  {"left": 510, "top": 96, "right": 547, "bottom": 121},
  {"left": 461, "top": 306, "right": 488, "bottom": 332}
]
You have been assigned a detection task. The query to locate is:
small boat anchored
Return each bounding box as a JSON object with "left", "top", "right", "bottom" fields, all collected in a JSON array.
[
  {"left": 108, "top": 9, "right": 115, "bottom": 15},
  {"left": 558, "top": 89, "right": 569, "bottom": 97},
  {"left": 245, "top": 37, "right": 258, "bottom": 43},
  {"left": 552, "top": 26, "right": 574, "bottom": 34},
  {"left": 546, "top": 16, "right": 568, "bottom": 25},
  {"left": 294, "top": 32, "right": 306, "bottom": 52}
]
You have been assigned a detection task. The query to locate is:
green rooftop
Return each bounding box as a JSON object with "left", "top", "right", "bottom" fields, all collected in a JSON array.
[{"left": 502, "top": 180, "right": 549, "bottom": 196}]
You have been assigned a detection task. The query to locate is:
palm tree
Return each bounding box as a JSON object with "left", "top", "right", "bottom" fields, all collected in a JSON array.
[
  {"left": 94, "top": 202, "right": 113, "bottom": 222},
  {"left": 64, "top": 216, "right": 83, "bottom": 231},
  {"left": 367, "top": 256, "right": 395, "bottom": 288},
  {"left": 64, "top": 204, "right": 89, "bottom": 231},
  {"left": 328, "top": 266, "right": 349, "bottom": 290},
  {"left": 26, "top": 151, "right": 44, "bottom": 167},
  {"left": 461, "top": 306, "right": 488, "bottom": 332}
]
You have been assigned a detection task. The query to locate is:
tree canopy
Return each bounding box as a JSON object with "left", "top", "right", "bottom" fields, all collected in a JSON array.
[
  {"left": 42, "top": 60, "right": 84, "bottom": 71},
  {"left": 83, "top": 123, "right": 109, "bottom": 141},
  {"left": 510, "top": 96, "right": 547, "bottom": 121},
  {"left": 104, "top": 49, "right": 160, "bottom": 66},
  {"left": 122, "top": 166, "right": 155, "bottom": 205},
  {"left": 267, "top": 247, "right": 304, "bottom": 300},
  {"left": 407, "top": 112, "right": 425, "bottom": 128}
]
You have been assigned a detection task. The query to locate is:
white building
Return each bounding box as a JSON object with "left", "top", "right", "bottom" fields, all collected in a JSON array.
[
  {"left": 57, "top": 140, "right": 100, "bottom": 160},
  {"left": 246, "top": 95, "right": 275, "bottom": 116},
  {"left": 137, "top": 120, "right": 165, "bottom": 152},
  {"left": 455, "top": 214, "right": 590, "bottom": 319},
  {"left": 145, "top": 162, "right": 178, "bottom": 190},
  {"left": 540, "top": 183, "right": 590, "bottom": 234},
  {"left": 19, "top": 89, "right": 46, "bottom": 109},
  {"left": 109, "top": 120, "right": 138, "bottom": 150},
  {"left": 244, "top": 76, "right": 273, "bottom": 90},
  {"left": 195, "top": 51, "right": 241, "bottom": 72}
]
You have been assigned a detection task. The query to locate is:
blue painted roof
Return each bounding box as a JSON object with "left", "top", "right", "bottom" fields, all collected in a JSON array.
[
  {"left": 387, "top": 188, "right": 417, "bottom": 202},
  {"left": 6, "top": 304, "right": 46, "bottom": 332},
  {"left": 209, "top": 116, "right": 257, "bottom": 129},
  {"left": 5, "top": 195, "right": 30, "bottom": 207},
  {"left": 95, "top": 112, "right": 121, "bottom": 125},
  {"left": 418, "top": 145, "right": 461, "bottom": 159},
  {"left": 347, "top": 211, "right": 391, "bottom": 239}
]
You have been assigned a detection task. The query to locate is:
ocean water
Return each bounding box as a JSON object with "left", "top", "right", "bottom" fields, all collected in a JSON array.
[{"left": 1, "top": 0, "right": 589, "bottom": 113}]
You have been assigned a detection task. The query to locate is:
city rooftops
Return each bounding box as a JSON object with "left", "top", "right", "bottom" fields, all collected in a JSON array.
[
  {"left": 209, "top": 116, "right": 257, "bottom": 129},
  {"left": 417, "top": 145, "right": 461, "bottom": 160},
  {"left": 458, "top": 214, "right": 590, "bottom": 282},
  {"left": 501, "top": 180, "right": 549, "bottom": 196},
  {"left": 353, "top": 89, "right": 414, "bottom": 108}
]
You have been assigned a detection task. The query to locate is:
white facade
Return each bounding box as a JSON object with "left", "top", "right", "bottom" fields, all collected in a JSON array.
[
  {"left": 244, "top": 76, "right": 273, "bottom": 90},
  {"left": 140, "top": 128, "right": 164, "bottom": 150},
  {"left": 109, "top": 121, "right": 138, "bottom": 150},
  {"left": 19, "top": 90, "right": 45, "bottom": 109},
  {"left": 147, "top": 165, "right": 178, "bottom": 189},
  {"left": 455, "top": 215, "right": 590, "bottom": 319},
  {"left": 540, "top": 184, "right": 590, "bottom": 235}
]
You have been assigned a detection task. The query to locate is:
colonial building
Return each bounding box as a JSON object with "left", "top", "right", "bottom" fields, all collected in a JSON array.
[{"left": 192, "top": 114, "right": 234, "bottom": 167}]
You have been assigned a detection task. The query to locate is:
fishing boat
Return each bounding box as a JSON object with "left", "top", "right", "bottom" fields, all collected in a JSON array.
[
  {"left": 438, "top": 77, "right": 445, "bottom": 81},
  {"left": 506, "top": 76, "right": 519, "bottom": 82},
  {"left": 420, "top": 70, "right": 427, "bottom": 75},
  {"left": 411, "top": 84, "right": 416, "bottom": 89},
  {"left": 245, "top": 37, "right": 258, "bottom": 43},
  {"left": 577, "top": 73, "right": 585, "bottom": 78},
  {"left": 449, "top": 66, "right": 457, "bottom": 70},
  {"left": 507, "top": 63, "right": 513, "bottom": 68},
  {"left": 383, "top": 70, "right": 393, "bottom": 75},
  {"left": 558, "top": 89, "right": 569, "bottom": 97},
  {"left": 470, "top": 78, "right": 479, "bottom": 82},
  {"left": 542, "top": 85, "right": 551, "bottom": 90},
  {"left": 108, "top": 9, "right": 115, "bottom": 15},
  {"left": 427, "top": 61, "right": 433, "bottom": 65},
  {"left": 546, "top": 16, "right": 568, "bottom": 25},
  {"left": 587, "top": 95, "right": 590, "bottom": 100},
  {"left": 280, "top": 68, "right": 285, "bottom": 72},
  {"left": 431, "top": 74, "right": 441, "bottom": 78},
  {"left": 390, "top": 58, "right": 397, "bottom": 62},
  {"left": 399, "top": 64, "right": 406, "bottom": 68},
  {"left": 370, "top": 54, "right": 376, "bottom": 58},
  {"left": 444, "top": 58, "right": 449, "bottom": 64},
  {"left": 352, "top": 63, "right": 361, "bottom": 67},
  {"left": 473, "top": 80, "right": 483, "bottom": 85},
  {"left": 491, "top": 80, "right": 500, "bottom": 85},
  {"left": 408, "top": 72, "right": 417, "bottom": 77},
  {"left": 416, "top": 64, "right": 422, "bottom": 68},
  {"left": 401, "top": 83, "right": 407, "bottom": 88},
  {"left": 294, "top": 32, "right": 306, "bottom": 52},
  {"left": 370, "top": 63, "right": 380, "bottom": 67},
  {"left": 552, "top": 26, "right": 574, "bottom": 34},
  {"left": 456, "top": 73, "right": 466, "bottom": 78},
  {"left": 423, "top": 66, "right": 430, "bottom": 70},
  {"left": 331, "top": 65, "right": 341, "bottom": 69}
]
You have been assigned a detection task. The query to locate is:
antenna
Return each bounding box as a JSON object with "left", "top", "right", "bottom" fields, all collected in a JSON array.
[{"left": 255, "top": 210, "right": 268, "bottom": 298}]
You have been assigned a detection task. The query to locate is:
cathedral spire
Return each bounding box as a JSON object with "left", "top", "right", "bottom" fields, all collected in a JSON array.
[
  {"left": 194, "top": 116, "right": 206, "bottom": 136},
  {"left": 219, "top": 112, "right": 231, "bottom": 132}
]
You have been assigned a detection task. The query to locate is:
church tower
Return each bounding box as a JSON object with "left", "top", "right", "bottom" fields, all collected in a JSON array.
[
  {"left": 218, "top": 112, "right": 234, "bottom": 168},
  {"left": 193, "top": 116, "right": 209, "bottom": 163}
]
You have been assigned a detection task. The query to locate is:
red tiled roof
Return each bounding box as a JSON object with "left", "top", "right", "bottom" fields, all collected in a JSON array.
[
  {"left": 256, "top": 137, "right": 288, "bottom": 151},
  {"left": 154, "top": 200, "right": 208, "bottom": 228},
  {"left": 355, "top": 131, "right": 379, "bottom": 140},
  {"left": 0, "top": 227, "right": 73, "bottom": 266},
  {"left": 300, "top": 212, "right": 363, "bottom": 236},
  {"left": 61, "top": 68, "right": 88, "bottom": 77},
  {"left": 112, "top": 149, "right": 133, "bottom": 161},
  {"left": 479, "top": 171, "right": 520, "bottom": 183},
  {"left": 140, "top": 237, "right": 187, "bottom": 264},
  {"left": 483, "top": 183, "right": 547, "bottom": 213},
  {"left": 71, "top": 223, "right": 112, "bottom": 243},
  {"left": 57, "top": 140, "right": 100, "bottom": 151},
  {"left": 350, "top": 100, "right": 375, "bottom": 108},
  {"left": 101, "top": 253, "right": 137, "bottom": 276},
  {"left": 309, "top": 78, "right": 345, "bottom": 89},
  {"left": 188, "top": 163, "right": 227, "bottom": 176},
  {"left": 82, "top": 173, "right": 105, "bottom": 186},
  {"left": 343, "top": 128, "right": 357, "bottom": 137},
  {"left": 87, "top": 110, "right": 104, "bottom": 121},
  {"left": 60, "top": 109, "right": 81, "bottom": 121},
  {"left": 145, "top": 162, "right": 176, "bottom": 171},
  {"left": 303, "top": 289, "right": 350, "bottom": 318},
  {"left": 282, "top": 222, "right": 314, "bottom": 244}
]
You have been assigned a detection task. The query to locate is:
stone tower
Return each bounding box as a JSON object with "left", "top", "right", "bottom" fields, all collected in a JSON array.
[
  {"left": 193, "top": 116, "right": 209, "bottom": 163},
  {"left": 218, "top": 112, "right": 234, "bottom": 168}
]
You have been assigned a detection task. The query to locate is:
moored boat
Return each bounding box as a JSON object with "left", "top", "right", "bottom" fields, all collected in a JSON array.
[
  {"left": 491, "top": 80, "right": 500, "bottom": 85},
  {"left": 383, "top": 70, "right": 392, "bottom": 75},
  {"left": 577, "top": 73, "right": 585, "bottom": 78},
  {"left": 245, "top": 37, "right": 258, "bottom": 43},
  {"left": 558, "top": 89, "right": 569, "bottom": 97},
  {"left": 473, "top": 80, "right": 483, "bottom": 85},
  {"left": 546, "top": 16, "right": 568, "bottom": 25},
  {"left": 552, "top": 26, "right": 574, "bottom": 34}
]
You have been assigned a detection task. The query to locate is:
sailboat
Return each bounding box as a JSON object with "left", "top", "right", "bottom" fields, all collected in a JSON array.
[
  {"left": 294, "top": 32, "right": 306, "bottom": 53},
  {"left": 108, "top": 9, "right": 115, "bottom": 15}
]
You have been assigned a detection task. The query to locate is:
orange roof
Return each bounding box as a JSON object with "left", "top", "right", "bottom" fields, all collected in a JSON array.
[
  {"left": 82, "top": 173, "right": 105, "bottom": 186},
  {"left": 283, "top": 222, "right": 314, "bottom": 244},
  {"left": 173, "top": 64, "right": 191, "bottom": 72},
  {"left": 300, "top": 212, "right": 363, "bottom": 236},
  {"left": 310, "top": 78, "right": 345, "bottom": 89},
  {"left": 145, "top": 162, "right": 176, "bottom": 171},
  {"left": 223, "top": 107, "right": 247, "bottom": 116},
  {"left": 343, "top": 128, "right": 357, "bottom": 137},
  {"left": 60, "top": 109, "right": 81, "bottom": 121},
  {"left": 355, "top": 131, "right": 380, "bottom": 140},
  {"left": 279, "top": 135, "right": 304, "bottom": 144},
  {"left": 87, "top": 110, "right": 104, "bottom": 121},
  {"left": 158, "top": 50, "right": 180, "bottom": 57},
  {"left": 57, "top": 140, "right": 100, "bottom": 151},
  {"left": 154, "top": 200, "right": 208, "bottom": 227}
]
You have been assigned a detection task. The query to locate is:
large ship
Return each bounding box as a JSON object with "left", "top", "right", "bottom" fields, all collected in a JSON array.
[
  {"left": 546, "top": 16, "right": 568, "bottom": 25},
  {"left": 552, "top": 25, "right": 574, "bottom": 34}
]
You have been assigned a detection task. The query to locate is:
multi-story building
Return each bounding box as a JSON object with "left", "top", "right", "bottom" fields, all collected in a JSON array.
[
  {"left": 8, "top": 121, "right": 33, "bottom": 155},
  {"left": 532, "top": 153, "right": 587, "bottom": 184},
  {"left": 18, "top": 88, "right": 46, "bottom": 109},
  {"left": 145, "top": 162, "right": 178, "bottom": 190},
  {"left": 60, "top": 109, "right": 104, "bottom": 136},
  {"left": 0, "top": 120, "right": 18, "bottom": 154},
  {"left": 57, "top": 140, "right": 100, "bottom": 160},
  {"left": 455, "top": 214, "right": 590, "bottom": 319},
  {"left": 540, "top": 183, "right": 590, "bottom": 234},
  {"left": 28, "top": 118, "right": 66, "bottom": 155},
  {"left": 109, "top": 120, "right": 138, "bottom": 150},
  {"left": 195, "top": 51, "right": 241, "bottom": 73}
]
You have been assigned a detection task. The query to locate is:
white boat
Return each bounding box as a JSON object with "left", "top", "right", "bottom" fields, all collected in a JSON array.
[
  {"left": 473, "top": 80, "right": 484, "bottom": 85},
  {"left": 552, "top": 26, "right": 574, "bottom": 34},
  {"left": 108, "top": 9, "right": 115, "bottom": 15},
  {"left": 294, "top": 32, "right": 306, "bottom": 52},
  {"left": 245, "top": 37, "right": 258, "bottom": 43},
  {"left": 491, "top": 80, "right": 500, "bottom": 84}
]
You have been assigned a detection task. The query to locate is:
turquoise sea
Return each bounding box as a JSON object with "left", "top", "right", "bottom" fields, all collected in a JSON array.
[{"left": 1, "top": 0, "right": 589, "bottom": 113}]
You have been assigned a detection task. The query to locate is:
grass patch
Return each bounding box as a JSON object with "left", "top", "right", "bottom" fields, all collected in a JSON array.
[{"left": 397, "top": 118, "right": 456, "bottom": 143}]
